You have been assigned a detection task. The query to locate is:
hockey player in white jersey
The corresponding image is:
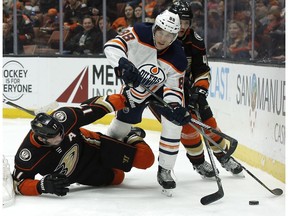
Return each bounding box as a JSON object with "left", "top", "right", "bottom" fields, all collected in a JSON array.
[{"left": 104, "top": 10, "right": 191, "bottom": 194}]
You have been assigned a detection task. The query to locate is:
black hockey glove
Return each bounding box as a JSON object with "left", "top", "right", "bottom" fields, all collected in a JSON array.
[
  {"left": 188, "top": 86, "right": 208, "bottom": 111},
  {"left": 37, "top": 173, "right": 70, "bottom": 196},
  {"left": 115, "top": 57, "right": 142, "bottom": 88},
  {"left": 158, "top": 102, "right": 191, "bottom": 126}
]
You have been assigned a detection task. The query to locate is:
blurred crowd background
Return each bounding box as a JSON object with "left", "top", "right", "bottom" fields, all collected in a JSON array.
[{"left": 3, "top": 0, "right": 285, "bottom": 65}]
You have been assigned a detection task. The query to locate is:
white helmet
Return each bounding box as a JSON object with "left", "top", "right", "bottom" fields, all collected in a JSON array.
[{"left": 153, "top": 10, "right": 181, "bottom": 34}]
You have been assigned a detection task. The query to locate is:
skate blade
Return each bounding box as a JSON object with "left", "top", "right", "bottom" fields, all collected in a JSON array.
[
  {"left": 232, "top": 171, "right": 245, "bottom": 178},
  {"left": 161, "top": 188, "right": 173, "bottom": 197},
  {"left": 201, "top": 176, "right": 217, "bottom": 180}
]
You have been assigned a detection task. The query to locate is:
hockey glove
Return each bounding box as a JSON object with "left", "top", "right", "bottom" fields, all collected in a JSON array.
[
  {"left": 188, "top": 86, "right": 208, "bottom": 111},
  {"left": 37, "top": 173, "right": 70, "bottom": 196},
  {"left": 158, "top": 102, "right": 191, "bottom": 126},
  {"left": 115, "top": 57, "right": 142, "bottom": 88}
]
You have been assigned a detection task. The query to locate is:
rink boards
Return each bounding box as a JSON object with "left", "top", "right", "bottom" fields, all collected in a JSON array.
[{"left": 2, "top": 57, "right": 285, "bottom": 183}]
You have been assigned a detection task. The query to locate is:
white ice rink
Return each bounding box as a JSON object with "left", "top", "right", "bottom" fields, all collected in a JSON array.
[{"left": 2, "top": 118, "right": 285, "bottom": 216}]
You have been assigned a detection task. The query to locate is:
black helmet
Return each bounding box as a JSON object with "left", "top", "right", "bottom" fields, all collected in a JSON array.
[
  {"left": 31, "top": 113, "right": 64, "bottom": 139},
  {"left": 169, "top": 1, "right": 193, "bottom": 20}
]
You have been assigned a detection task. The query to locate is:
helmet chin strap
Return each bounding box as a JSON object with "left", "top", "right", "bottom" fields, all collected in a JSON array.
[{"left": 170, "top": 33, "right": 178, "bottom": 45}]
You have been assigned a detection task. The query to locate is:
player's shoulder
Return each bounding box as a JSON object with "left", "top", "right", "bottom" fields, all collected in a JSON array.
[
  {"left": 51, "top": 107, "right": 79, "bottom": 132},
  {"left": 133, "top": 22, "right": 154, "bottom": 46},
  {"left": 52, "top": 107, "right": 76, "bottom": 121},
  {"left": 161, "top": 40, "right": 188, "bottom": 72},
  {"left": 14, "top": 133, "right": 50, "bottom": 170},
  {"left": 187, "top": 29, "right": 206, "bottom": 50}
]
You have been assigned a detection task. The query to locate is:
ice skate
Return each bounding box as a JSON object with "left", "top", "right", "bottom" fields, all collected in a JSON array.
[
  {"left": 220, "top": 157, "right": 244, "bottom": 176},
  {"left": 157, "top": 166, "right": 176, "bottom": 197},
  {"left": 193, "top": 161, "right": 218, "bottom": 178},
  {"left": 124, "top": 127, "right": 146, "bottom": 144},
  {"left": 130, "top": 126, "right": 146, "bottom": 138}
]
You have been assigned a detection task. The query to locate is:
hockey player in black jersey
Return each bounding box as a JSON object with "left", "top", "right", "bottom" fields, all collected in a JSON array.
[
  {"left": 12, "top": 94, "right": 155, "bottom": 197},
  {"left": 149, "top": 1, "right": 243, "bottom": 178}
]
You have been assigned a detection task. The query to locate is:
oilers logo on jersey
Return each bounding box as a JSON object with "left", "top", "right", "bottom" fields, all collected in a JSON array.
[
  {"left": 104, "top": 22, "right": 188, "bottom": 104},
  {"left": 138, "top": 64, "right": 165, "bottom": 87}
]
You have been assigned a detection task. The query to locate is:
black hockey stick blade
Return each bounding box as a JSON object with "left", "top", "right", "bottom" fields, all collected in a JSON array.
[
  {"left": 201, "top": 185, "right": 224, "bottom": 205},
  {"left": 242, "top": 166, "right": 283, "bottom": 196},
  {"left": 271, "top": 188, "right": 283, "bottom": 196},
  {"left": 221, "top": 138, "right": 238, "bottom": 161},
  {"left": 3, "top": 99, "right": 36, "bottom": 116},
  {"left": 3, "top": 99, "right": 59, "bottom": 116},
  {"left": 194, "top": 109, "right": 225, "bottom": 205}
]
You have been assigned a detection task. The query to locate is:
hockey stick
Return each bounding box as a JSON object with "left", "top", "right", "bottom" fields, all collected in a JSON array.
[
  {"left": 194, "top": 109, "right": 224, "bottom": 205},
  {"left": 140, "top": 84, "right": 237, "bottom": 160},
  {"left": 189, "top": 109, "right": 282, "bottom": 196},
  {"left": 3, "top": 99, "right": 59, "bottom": 116},
  {"left": 188, "top": 118, "right": 238, "bottom": 161},
  {"left": 241, "top": 166, "right": 283, "bottom": 196},
  {"left": 135, "top": 83, "right": 282, "bottom": 196},
  {"left": 202, "top": 137, "right": 283, "bottom": 196}
]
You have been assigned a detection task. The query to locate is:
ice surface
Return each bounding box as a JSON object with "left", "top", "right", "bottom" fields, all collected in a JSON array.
[{"left": 2, "top": 119, "right": 285, "bottom": 216}]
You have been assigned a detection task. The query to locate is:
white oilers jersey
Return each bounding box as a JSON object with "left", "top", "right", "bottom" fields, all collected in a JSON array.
[{"left": 104, "top": 23, "right": 188, "bottom": 105}]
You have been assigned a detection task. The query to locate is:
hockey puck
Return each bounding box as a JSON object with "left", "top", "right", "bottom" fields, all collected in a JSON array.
[{"left": 249, "top": 200, "right": 259, "bottom": 205}]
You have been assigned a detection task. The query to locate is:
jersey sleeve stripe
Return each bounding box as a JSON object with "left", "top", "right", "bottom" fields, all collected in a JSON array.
[
  {"left": 103, "top": 44, "right": 126, "bottom": 55},
  {"left": 130, "top": 88, "right": 150, "bottom": 98},
  {"left": 186, "top": 41, "right": 206, "bottom": 51},
  {"left": 117, "top": 37, "right": 128, "bottom": 51},
  {"left": 105, "top": 38, "right": 127, "bottom": 53},
  {"left": 163, "top": 93, "right": 183, "bottom": 105},
  {"left": 194, "top": 79, "right": 210, "bottom": 89},
  {"left": 17, "top": 179, "right": 41, "bottom": 195},
  {"left": 105, "top": 94, "right": 126, "bottom": 111},
  {"left": 194, "top": 71, "right": 211, "bottom": 88},
  {"left": 163, "top": 88, "right": 184, "bottom": 100}
]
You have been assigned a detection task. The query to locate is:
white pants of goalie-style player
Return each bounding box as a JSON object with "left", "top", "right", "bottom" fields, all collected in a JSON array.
[{"left": 3, "top": 155, "right": 15, "bottom": 207}]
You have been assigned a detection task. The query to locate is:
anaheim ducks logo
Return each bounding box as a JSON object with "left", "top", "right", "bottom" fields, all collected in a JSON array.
[
  {"left": 138, "top": 64, "right": 165, "bottom": 87},
  {"left": 55, "top": 144, "right": 79, "bottom": 176}
]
